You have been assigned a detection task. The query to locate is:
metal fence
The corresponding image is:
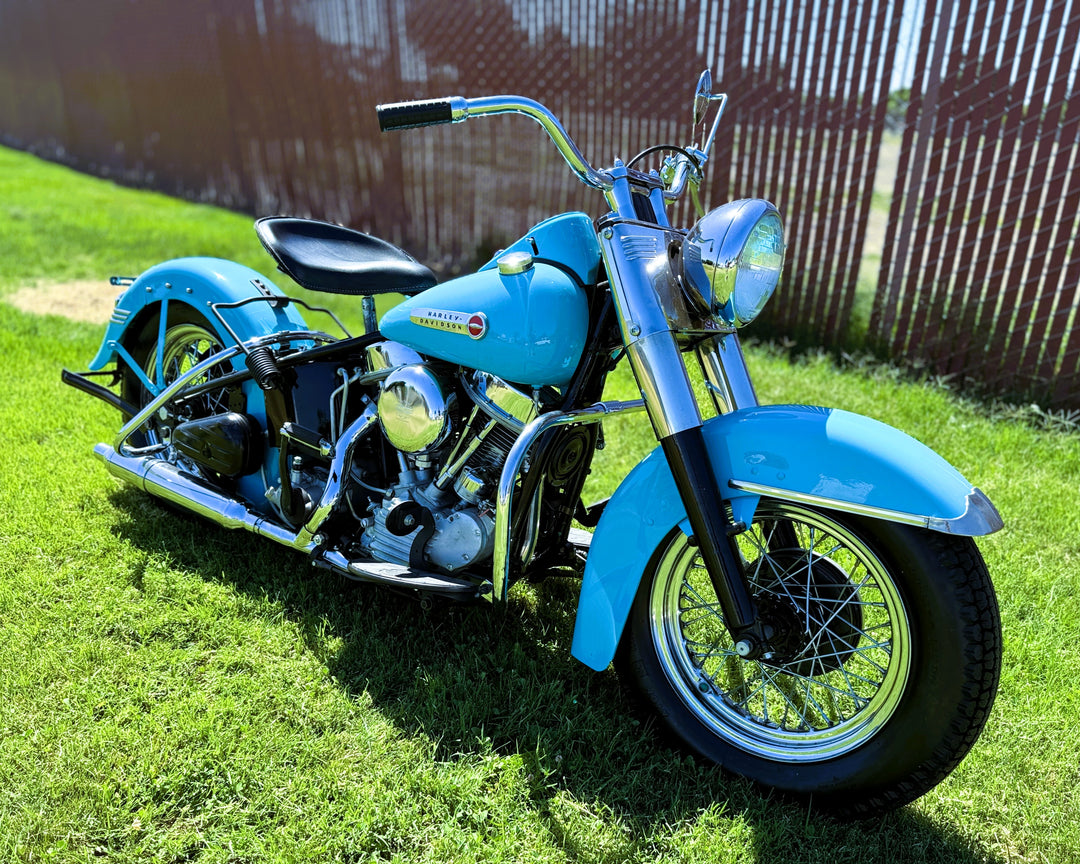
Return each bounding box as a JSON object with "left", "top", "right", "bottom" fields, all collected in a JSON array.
[{"left": 1, "top": 0, "right": 1077, "bottom": 408}]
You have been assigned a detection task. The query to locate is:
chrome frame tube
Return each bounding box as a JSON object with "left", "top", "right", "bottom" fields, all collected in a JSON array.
[
  {"left": 295, "top": 403, "right": 380, "bottom": 547},
  {"left": 114, "top": 330, "right": 331, "bottom": 456},
  {"left": 491, "top": 399, "right": 646, "bottom": 601}
]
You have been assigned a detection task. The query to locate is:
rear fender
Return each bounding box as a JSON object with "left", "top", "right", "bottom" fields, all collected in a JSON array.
[
  {"left": 89, "top": 257, "right": 309, "bottom": 509},
  {"left": 88, "top": 257, "right": 308, "bottom": 373},
  {"left": 570, "top": 404, "right": 1003, "bottom": 671}
]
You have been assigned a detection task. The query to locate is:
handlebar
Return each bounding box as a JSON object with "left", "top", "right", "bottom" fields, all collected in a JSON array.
[
  {"left": 375, "top": 87, "right": 727, "bottom": 201},
  {"left": 376, "top": 98, "right": 458, "bottom": 131},
  {"left": 376, "top": 95, "right": 613, "bottom": 191}
]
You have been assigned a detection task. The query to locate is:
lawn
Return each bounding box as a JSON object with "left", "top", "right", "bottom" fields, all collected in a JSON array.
[{"left": 1, "top": 145, "right": 1078, "bottom": 862}]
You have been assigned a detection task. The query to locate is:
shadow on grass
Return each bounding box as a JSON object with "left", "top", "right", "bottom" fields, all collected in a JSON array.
[{"left": 110, "top": 488, "right": 1001, "bottom": 864}]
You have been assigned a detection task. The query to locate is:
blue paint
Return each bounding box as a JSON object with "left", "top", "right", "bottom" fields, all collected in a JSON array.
[
  {"left": 89, "top": 257, "right": 308, "bottom": 372},
  {"left": 478, "top": 212, "right": 601, "bottom": 286},
  {"left": 570, "top": 404, "right": 984, "bottom": 671},
  {"left": 87, "top": 257, "right": 308, "bottom": 512},
  {"left": 379, "top": 261, "right": 589, "bottom": 387}
]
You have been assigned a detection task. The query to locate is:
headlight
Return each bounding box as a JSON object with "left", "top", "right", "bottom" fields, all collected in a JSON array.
[{"left": 682, "top": 199, "right": 785, "bottom": 328}]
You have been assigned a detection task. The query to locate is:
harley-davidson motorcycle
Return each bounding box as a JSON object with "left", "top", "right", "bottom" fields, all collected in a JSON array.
[{"left": 64, "top": 72, "right": 1002, "bottom": 818}]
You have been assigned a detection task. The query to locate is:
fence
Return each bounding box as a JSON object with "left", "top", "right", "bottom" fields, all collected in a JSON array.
[
  {"left": 1, "top": 0, "right": 1077, "bottom": 408},
  {"left": 875, "top": 0, "right": 1080, "bottom": 409}
]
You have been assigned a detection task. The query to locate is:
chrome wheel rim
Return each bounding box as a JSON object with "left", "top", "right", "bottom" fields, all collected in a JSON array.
[
  {"left": 649, "top": 502, "right": 911, "bottom": 762},
  {"left": 142, "top": 323, "right": 227, "bottom": 443}
]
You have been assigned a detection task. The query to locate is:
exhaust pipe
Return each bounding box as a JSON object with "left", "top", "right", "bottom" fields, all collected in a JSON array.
[{"left": 93, "top": 443, "right": 307, "bottom": 550}]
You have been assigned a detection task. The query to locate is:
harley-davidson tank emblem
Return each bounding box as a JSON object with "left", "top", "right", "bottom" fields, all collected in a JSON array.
[{"left": 410, "top": 308, "right": 488, "bottom": 340}]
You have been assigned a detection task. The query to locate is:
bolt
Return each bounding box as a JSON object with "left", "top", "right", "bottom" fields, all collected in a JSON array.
[
  {"left": 602, "top": 228, "right": 613, "bottom": 239},
  {"left": 629, "top": 324, "right": 641, "bottom": 337},
  {"left": 734, "top": 639, "right": 754, "bottom": 658},
  {"left": 402, "top": 514, "right": 416, "bottom": 528}
]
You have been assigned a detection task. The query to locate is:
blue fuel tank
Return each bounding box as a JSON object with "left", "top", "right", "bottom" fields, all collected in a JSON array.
[{"left": 379, "top": 214, "right": 598, "bottom": 387}]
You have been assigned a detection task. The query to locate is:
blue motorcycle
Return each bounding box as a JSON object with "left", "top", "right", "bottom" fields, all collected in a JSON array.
[{"left": 65, "top": 72, "right": 1002, "bottom": 819}]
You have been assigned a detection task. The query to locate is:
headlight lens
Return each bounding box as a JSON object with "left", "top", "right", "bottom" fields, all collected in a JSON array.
[{"left": 682, "top": 199, "right": 785, "bottom": 328}]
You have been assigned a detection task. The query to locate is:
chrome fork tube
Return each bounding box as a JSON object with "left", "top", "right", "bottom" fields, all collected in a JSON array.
[
  {"left": 695, "top": 334, "right": 759, "bottom": 415},
  {"left": 598, "top": 216, "right": 765, "bottom": 650}
]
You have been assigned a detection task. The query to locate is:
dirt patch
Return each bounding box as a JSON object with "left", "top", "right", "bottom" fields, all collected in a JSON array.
[{"left": 5, "top": 280, "right": 120, "bottom": 324}]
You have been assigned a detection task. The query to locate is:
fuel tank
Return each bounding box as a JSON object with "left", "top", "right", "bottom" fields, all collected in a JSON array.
[{"left": 378, "top": 258, "right": 590, "bottom": 387}]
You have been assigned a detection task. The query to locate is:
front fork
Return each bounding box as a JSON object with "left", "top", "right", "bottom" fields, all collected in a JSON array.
[{"left": 599, "top": 217, "right": 772, "bottom": 657}]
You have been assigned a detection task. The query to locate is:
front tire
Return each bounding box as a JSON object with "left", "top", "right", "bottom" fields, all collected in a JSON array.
[{"left": 617, "top": 500, "right": 1001, "bottom": 819}]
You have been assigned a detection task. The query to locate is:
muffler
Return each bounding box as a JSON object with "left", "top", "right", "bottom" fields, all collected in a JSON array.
[{"left": 93, "top": 443, "right": 307, "bottom": 550}]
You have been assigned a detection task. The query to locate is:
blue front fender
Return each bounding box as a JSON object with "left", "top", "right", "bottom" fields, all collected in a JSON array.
[
  {"left": 570, "top": 404, "right": 1003, "bottom": 671},
  {"left": 88, "top": 257, "right": 308, "bottom": 371}
]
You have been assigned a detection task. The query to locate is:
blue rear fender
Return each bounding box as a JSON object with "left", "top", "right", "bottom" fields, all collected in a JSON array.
[
  {"left": 88, "top": 256, "right": 309, "bottom": 373},
  {"left": 88, "top": 257, "right": 310, "bottom": 510},
  {"left": 570, "top": 404, "right": 1003, "bottom": 672}
]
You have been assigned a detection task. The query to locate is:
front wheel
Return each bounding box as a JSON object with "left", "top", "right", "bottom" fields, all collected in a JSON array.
[{"left": 617, "top": 500, "right": 1001, "bottom": 819}]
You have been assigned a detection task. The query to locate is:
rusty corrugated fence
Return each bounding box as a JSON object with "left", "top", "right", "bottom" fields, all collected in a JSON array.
[{"left": 1, "top": 0, "right": 1078, "bottom": 408}]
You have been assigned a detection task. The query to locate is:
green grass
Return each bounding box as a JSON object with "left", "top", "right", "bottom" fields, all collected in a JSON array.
[{"left": 2, "top": 144, "right": 1079, "bottom": 862}]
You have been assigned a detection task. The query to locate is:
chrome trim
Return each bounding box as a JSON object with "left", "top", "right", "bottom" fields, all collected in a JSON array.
[
  {"left": 295, "top": 405, "right": 380, "bottom": 547},
  {"left": 100, "top": 401, "right": 384, "bottom": 554},
  {"left": 695, "top": 334, "right": 758, "bottom": 414},
  {"left": 927, "top": 487, "right": 1004, "bottom": 535},
  {"left": 496, "top": 251, "right": 534, "bottom": 275},
  {"left": 682, "top": 199, "right": 784, "bottom": 328},
  {"left": 435, "top": 418, "right": 496, "bottom": 490},
  {"left": 491, "top": 399, "right": 646, "bottom": 601},
  {"left": 366, "top": 340, "right": 423, "bottom": 372},
  {"left": 463, "top": 370, "right": 537, "bottom": 432},
  {"left": 115, "top": 343, "right": 244, "bottom": 455},
  {"left": 727, "top": 480, "right": 1004, "bottom": 536},
  {"left": 626, "top": 333, "right": 702, "bottom": 438},
  {"left": 377, "top": 365, "right": 452, "bottom": 454},
  {"left": 456, "top": 95, "right": 612, "bottom": 190},
  {"left": 94, "top": 443, "right": 308, "bottom": 550},
  {"left": 519, "top": 485, "right": 543, "bottom": 566}
]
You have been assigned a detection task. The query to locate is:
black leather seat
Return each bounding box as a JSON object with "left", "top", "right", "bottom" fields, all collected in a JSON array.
[{"left": 255, "top": 216, "right": 436, "bottom": 296}]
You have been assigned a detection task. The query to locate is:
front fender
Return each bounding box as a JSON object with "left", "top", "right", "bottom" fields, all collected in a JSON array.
[
  {"left": 88, "top": 257, "right": 308, "bottom": 370},
  {"left": 570, "top": 404, "right": 1003, "bottom": 671}
]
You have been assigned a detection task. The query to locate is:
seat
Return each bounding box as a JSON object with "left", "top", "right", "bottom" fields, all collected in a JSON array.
[{"left": 255, "top": 216, "right": 436, "bottom": 297}]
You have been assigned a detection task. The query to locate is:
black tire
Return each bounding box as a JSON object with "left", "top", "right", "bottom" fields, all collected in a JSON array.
[
  {"left": 120, "top": 305, "right": 229, "bottom": 447},
  {"left": 616, "top": 499, "right": 1001, "bottom": 819}
]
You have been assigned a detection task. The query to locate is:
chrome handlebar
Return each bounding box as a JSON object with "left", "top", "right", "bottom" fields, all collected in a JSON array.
[
  {"left": 375, "top": 83, "right": 728, "bottom": 202},
  {"left": 377, "top": 94, "right": 613, "bottom": 191}
]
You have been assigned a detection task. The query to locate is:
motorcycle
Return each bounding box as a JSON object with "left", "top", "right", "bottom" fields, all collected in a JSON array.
[{"left": 64, "top": 71, "right": 1002, "bottom": 819}]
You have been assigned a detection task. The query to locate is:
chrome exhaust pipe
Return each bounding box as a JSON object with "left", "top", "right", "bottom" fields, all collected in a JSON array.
[{"left": 93, "top": 443, "right": 308, "bottom": 550}]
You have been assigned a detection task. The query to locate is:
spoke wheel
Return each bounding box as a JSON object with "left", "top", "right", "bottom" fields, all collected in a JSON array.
[
  {"left": 122, "top": 309, "right": 228, "bottom": 449},
  {"left": 618, "top": 500, "right": 1001, "bottom": 818},
  {"left": 650, "top": 503, "right": 909, "bottom": 762}
]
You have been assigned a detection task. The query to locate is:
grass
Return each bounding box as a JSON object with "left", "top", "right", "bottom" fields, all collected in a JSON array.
[{"left": 2, "top": 144, "right": 1079, "bottom": 862}]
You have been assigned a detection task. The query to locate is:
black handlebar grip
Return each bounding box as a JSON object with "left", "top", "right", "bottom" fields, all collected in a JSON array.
[{"left": 376, "top": 98, "right": 455, "bottom": 132}]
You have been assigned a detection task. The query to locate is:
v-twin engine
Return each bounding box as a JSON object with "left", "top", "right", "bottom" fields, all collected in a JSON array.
[{"left": 358, "top": 347, "right": 538, "bottom": 575}]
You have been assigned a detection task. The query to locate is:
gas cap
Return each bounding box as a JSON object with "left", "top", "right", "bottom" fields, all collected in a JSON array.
[{"left": 497, "top": 251, "right": 534, "bottom": 275}]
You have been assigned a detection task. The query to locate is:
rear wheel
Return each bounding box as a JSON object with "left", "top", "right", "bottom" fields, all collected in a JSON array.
[
  {"left": 121, "top": 306, "right": 229, "bottom": 449},
  {"left": 618, "top": 500, "right": 1001, "bottom": 819}
]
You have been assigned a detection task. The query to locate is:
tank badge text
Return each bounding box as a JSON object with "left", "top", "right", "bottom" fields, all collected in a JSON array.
[{"left": 410, "top": 308, "right": 488, "bottom": 340}]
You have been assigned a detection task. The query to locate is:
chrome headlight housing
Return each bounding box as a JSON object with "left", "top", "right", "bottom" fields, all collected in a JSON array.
[{"left": 682, "top": 199, "right": 785, "bottom": 328}]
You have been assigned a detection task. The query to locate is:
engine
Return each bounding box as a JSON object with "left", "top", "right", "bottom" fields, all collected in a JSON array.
[{"left": 356, "top": 342, "right": 538, "bottom": 575}]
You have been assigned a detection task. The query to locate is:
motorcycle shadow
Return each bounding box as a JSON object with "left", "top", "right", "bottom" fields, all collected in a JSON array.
[{"left": 109, "top": 488, "right": 1000, "bottom": 862}]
